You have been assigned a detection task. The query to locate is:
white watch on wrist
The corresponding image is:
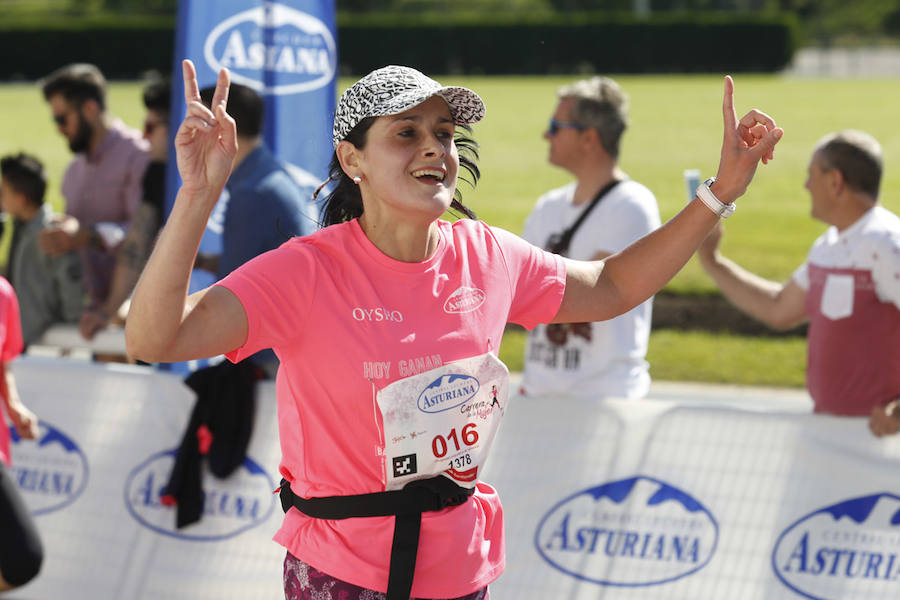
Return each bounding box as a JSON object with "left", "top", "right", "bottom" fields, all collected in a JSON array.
[{"left": 695, "top": 177, "right": 736, "bottom": 219}]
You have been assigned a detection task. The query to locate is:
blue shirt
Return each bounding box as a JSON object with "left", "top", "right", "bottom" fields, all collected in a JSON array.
[{"left": 219, "top": 144, "right": 317, "bottom": 278}]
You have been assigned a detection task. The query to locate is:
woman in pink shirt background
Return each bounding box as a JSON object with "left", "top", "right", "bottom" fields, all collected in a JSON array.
[
  {"left": 0, "top": 276, "right": 43, "bottom": 592},
  {"left": 126, "top": 60, "right": 782, "bottom": 600}
]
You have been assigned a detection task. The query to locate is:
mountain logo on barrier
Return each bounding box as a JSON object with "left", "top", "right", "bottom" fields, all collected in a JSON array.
[
  {"left": 772, "top": 492, "right": 900, "bottom": 600},
  {"left": 123, "top": 449, "right": 277, "bottom": 541},
  {"left": 418, "top": 374, "right": 480, "bottom": 413},
  {"left": 204, "top": 4, "right": 337, "bottom": 96},
  {"left": 535, "top": 475, "right": 719, "bottom": 587},
  {"left": 8, "top": 422, "right": 89, "bottom": 516}
]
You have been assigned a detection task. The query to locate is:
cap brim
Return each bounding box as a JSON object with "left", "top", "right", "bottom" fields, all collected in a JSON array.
[{"left": 436, "top": 86, "right": 486, "bottom": 126}]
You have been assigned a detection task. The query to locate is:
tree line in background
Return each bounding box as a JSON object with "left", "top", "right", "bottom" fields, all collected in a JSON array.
[{"left": 14, "top": 0, "right": 900, "bottom": 45}]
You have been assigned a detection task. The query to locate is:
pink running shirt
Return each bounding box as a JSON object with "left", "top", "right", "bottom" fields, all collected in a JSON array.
[
  {"left": 218, "top": 218, "right": 566, "bottom": 597},
  {"left": 0, "top": 276, "right": 25, "bottom": 466}
]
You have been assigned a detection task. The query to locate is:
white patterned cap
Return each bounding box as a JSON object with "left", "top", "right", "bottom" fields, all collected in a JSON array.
[{"left": 332, "top": 65, "right": 486, "bottom": 147}]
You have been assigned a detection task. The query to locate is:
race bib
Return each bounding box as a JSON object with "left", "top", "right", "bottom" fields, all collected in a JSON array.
[{"left": 377, "top": 353, "right": 509, "bottom": 491}]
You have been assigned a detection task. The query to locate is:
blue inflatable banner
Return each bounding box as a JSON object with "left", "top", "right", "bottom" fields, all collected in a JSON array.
[{"left": 167, "top": 0, "right": 336, "bottom": 218}]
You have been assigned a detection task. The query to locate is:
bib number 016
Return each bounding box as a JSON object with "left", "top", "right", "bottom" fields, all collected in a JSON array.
[{"left": 431, "top": 423, "right": 479, "bottom": 458}]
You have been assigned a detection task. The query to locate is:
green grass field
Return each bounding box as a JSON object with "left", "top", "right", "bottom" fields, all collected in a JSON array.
[{"left": 2, "top": 74, "right": 897, "bottom": 386}]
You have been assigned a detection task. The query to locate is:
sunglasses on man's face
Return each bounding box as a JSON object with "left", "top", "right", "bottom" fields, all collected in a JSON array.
[
  {"left": 53, "top": 102, "right": 83, "bottom": 127},
  {"left": 547, "top": 119, "right": 586, "bottom": 136}
]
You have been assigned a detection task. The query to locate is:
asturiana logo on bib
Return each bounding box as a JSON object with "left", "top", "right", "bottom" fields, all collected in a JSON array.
[
  {"left": 204, "top": 4, "right": 336, "bottom": 95},
  {"left": 535, "top": 476, "right": 719, "bottom": 587},
  {"left": 417, "top": 374, "right": 480, "bottom": 413},
  {"left": 772, "top": 492, "right": 900, "bottom": 600},
  {"left": 124, "top": 449, "right": 276, "bottom": 541},
  {"left": 9, "top": 422, "right": 88, "bottom": 516},
  {"left": 443, "top": 287, "right": 486, "bottom": 314}
]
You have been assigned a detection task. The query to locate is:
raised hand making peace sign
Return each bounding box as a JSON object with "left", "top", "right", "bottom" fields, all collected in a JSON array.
[{"left": 175, "top": 59, "right": 238, "bottom": 196}]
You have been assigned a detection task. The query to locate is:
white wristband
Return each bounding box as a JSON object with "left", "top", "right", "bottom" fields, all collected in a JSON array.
[{"left": 695, "top": 177, "right": 736, "bottom": 219}]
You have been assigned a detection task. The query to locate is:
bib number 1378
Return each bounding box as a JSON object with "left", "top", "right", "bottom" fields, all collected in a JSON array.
[{"left": 431, "top": 423, "right": 479, "bottom": 458}]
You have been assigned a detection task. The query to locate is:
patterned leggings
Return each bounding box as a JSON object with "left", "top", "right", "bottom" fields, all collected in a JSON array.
[{"left": 283, "top": 552, "right": 490, "bottom": 600}]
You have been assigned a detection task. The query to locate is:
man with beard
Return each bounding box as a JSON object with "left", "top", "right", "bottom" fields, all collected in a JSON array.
[
  {"left": 39, "top": 63, "right": 149, "bottom": 318},
  {"left": 78, "top": 79, "right": 171, "bottom": 341}
]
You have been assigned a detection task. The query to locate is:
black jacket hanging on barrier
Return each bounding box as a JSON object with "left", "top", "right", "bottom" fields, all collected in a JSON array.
[{"left": 162, "top": 359, "right": 260, "bottom": 528}]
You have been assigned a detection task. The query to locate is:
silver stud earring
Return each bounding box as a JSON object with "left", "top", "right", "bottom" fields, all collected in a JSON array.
[{"left": 352, "top": 175, "right": 362, "bottom": 185}]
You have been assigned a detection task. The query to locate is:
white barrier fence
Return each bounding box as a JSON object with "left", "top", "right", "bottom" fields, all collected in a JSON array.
[
  {"left": 8, "top": 357, "right": 900, "bottom": 599},
  {"left": 483, "top": 391, "right": 900, "bottom": 600},
  {"left": 10, "top": 357, "right": 283, "bottom": 599}
]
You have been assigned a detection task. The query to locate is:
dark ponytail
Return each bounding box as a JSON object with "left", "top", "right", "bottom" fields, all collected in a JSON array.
[{"left": 317, "top": 120, "right": 481, "bottom": 228}]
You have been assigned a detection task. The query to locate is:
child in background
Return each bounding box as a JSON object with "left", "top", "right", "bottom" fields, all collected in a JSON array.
[{"left": 0, "top": 153, "right": 85, "bottom": 347}]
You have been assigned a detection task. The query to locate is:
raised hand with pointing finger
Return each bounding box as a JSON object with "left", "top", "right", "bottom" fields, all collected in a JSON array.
[{"left": 712, "top": 75, "right": 782, "bottom": 205}]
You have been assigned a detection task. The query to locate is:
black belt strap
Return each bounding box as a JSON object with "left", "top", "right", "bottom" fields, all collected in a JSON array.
[{"left": 280, "top": 476, "right": 474, "bottom": 600}]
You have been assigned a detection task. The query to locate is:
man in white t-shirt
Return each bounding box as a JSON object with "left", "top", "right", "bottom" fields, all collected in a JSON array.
[
  {"left": 520, "top": 76, "right": 661, "bottom": 400},
  {"left": 697, "top": 130, "right": 900, "bottom": 434}
]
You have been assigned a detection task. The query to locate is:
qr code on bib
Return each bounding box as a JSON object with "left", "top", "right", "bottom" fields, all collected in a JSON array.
[{"left": 392, "top": 454, "right": 417, "bottom": 478}]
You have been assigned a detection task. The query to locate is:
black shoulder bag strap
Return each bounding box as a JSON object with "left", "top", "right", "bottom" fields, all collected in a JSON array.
[{"left": 545, "top": 179, "right": 623, "bottom": 256}]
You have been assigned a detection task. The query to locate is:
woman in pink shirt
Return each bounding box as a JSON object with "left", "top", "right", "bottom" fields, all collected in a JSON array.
[
  {"left": 126, "top": 60, "right": 782, "bottom": 600},
  {"left": 0, "top": 277, "right": 43, "bottom": 591}
]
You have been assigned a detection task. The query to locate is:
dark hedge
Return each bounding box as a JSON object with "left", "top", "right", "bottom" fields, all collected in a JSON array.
[{"left": 0, "top": 13, "right": 796, "bottom": 80}]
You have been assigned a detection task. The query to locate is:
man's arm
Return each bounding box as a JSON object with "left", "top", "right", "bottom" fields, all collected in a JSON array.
[
  {"left": 55, "top": 250, "right": 86, "bottom": 323},
  {"left": 697, "top": 221, "right": 808, "bottom": 330},
  {"left": 39, "top": 215, "right": 92, "bottom": 256},
  {"left": 0, "top": 362, "right": 38, "bottom": 440},
  {"left": 79, "top": 202, "right": 160, "bottom": 339}
]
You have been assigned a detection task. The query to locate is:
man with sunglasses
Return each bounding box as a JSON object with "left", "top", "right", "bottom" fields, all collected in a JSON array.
[
  {"left": 79, "top": 79, "right": 170, "bottom": 341},
  {"left": 520, "top": 76, "right": 660, "bottom": 400},
  {"left": 38, "top": 63, "right": 149, "bottom": 327}
]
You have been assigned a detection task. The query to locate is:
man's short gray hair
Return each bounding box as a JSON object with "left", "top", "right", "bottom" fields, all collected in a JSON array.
[
  {"left": 557, "top": 76, "right": 628, "bottom": 158},
  {"left": 815, "top": 130, "right": 882, "bottom": 199}
]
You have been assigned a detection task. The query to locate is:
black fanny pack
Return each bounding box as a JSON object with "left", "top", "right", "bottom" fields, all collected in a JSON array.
[{"left": 280, "top": 475, "right": 474, "bottom": 600}]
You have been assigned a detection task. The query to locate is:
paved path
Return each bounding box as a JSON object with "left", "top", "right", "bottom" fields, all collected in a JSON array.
[{"left": 510, "top": 372, "right": 812, "bottom": 411}]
